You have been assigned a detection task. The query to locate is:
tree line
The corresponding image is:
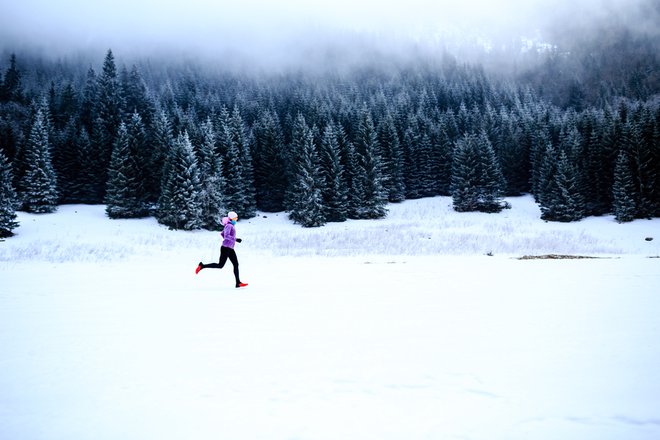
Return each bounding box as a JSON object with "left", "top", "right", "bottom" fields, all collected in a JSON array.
[{"left": 1, "top": 48, "right": 659, "bottom": 237}]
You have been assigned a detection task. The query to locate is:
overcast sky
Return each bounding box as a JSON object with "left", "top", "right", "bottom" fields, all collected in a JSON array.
[{"left": 0, "top": 0, "right": 655, "bottom": 64}]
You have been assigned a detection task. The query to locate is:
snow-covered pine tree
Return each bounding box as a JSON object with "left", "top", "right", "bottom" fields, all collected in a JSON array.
[
  {"left": 319, "top": 123, "right": 348, "bottom": 222},
  {"left": 353, "top": 106, "right": 387, "bottom": 219},
  {"left": 105, "top": 116, "right": 148, "bottom": 219},
  {"left": 52, "top": 117, "right": 80, "bottom": 203},
  {"left": 495, "top": 110, "right": 528, "bottom": 196},
  {"left": 626, "top": 119, "right": 656, "bottom": 219},
  {"left": 530, "top": 128, "right": 552, "bottom": 202},
  {"left": 252, "top": 109, "right": 288, "bottom": 212},
  {"left": 179, "top": 107, "right": 201, "bottom": 148},
  {"left": 0, "top": 150, "right": 19, "bottom": 237},
  {"left": 417, "top": 131, "right": 436, "bottom": 197},
  {"left": 559, "top": 125, "right": 588, "bottom": 212},
  {"left": 47, "top": 82, "right": 61, "bottom": 131},
  {"left": 653, "top": 112, "right": 660, "bottom": 216},
  {"left": 218, "top": 107, "right": 245, "bottom": 217},
  {"left": 431, "top": 121, "right": 454, "bottom": 196},
  {"left": 402, "top": 115, "right": 423, "bottom": 199},
  {"left": 120, "top": 65, "right": 155, "bottom": 126},
  {"left": 229, "top": 107, "right": 257, "bottom": 218},
  {"left": 584, "top": 116, "right": 611, "bottom": 215},
  {"left": 20, "top": 109, "right": 58, "bottom": 213},
  {"left": 543, "top": 150, "right": 586, "bottom": 222},
  {"left": 0, "top": 54, "right": 23, "bottom": 103},
  {"left": 456, "top": 102, "right": 470, "bottom": 135},
  {"left": 94, "top": 49, "right": 123, "bottom": 199},
  {"left": 451, "top": 135, "right": 479, "bottom": 212},
  {"left": 286, "top": 114, "right": 325, "bottom": 227},
  {"left": 638, "top": 106, "right": 660, "bottom": 216},
  {"left": 57, "top": 82, "right": 78, "bottom": 130},
  {"left": 105, "top": 122, "right": 135, "bottom": 218},
  {"left": 450, "top": 132, "right": 506, "bottom": 213},
  {"left": 332, "top": 122, "right": 359, "bottom": 214},
  {"left": 377, "top": 113, "right": 405, "bottom": 203},
  {"left": 475, "top": 132, "right": 507, "bottom": 213},
  {"left": 198, "top": 118, "right": 226, "bottom": 230},
  {"left": 74, "top": 127, "right": 99, "bottom": 203},
  {"left": 149, "top": 110, "right": 175, "bottom": 203},
  {"left": 157, "top": 131, "right": 203, "bottom": 230},
  {"left": 536, "top": 139, "right": 558, "bottom": 207},
  {"left": 612, "top": 149, "right": 637, "bottom": 223},
  {"left": 79, "top": 67, "right": 98, "bottom": 133},
  {"left": 345, "top": 140, "right": 366, "bottom": 217}
]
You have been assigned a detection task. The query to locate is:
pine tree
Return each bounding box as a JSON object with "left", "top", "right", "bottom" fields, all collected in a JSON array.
[
  {"left": 198, "top": 118, "right": 226, "bottom": 230},
  {"left": 559, "top": 125, "right": 588, "bottom": 213},
  {"left": 286, "top": 114, "right": 326, "bottom": 227},
  {"left": 353, "top": 106, "right": 387, "bottom": 219},
  {"left": 0, "top": 150, "right": 19, "bottom": 237},
  {"left": 652, "top": 112, "right": 660, "bottom": 216},
  {"left": 218, "top": 108, "right": 245, "bottom": 217},
  {"left": 417, "top": 131, "right": 436, "bottom": 197},
  {"left": 79, "top": 68, "right": 98, "bottom": 133},
  {"left": 377, "top": 113, "right": 405, "bottom": 202},
  {"left": 53, "top": 117, "right": 80, "bottom": 203},
  {"left": 543, "top": 150, "right": 586, "bottom": 222},
  {"left": 105, "top": 117, "right": 148, "bottom": 219},
  {"left": 0, "top": 54, "right": 23, "bottom": 103},
  {"left": 229, "top": 107, "right": 257, "bottom": 218},
  {"left": 58, "top": 82, "right": 79, "bottom": 129},
  {"left": 73, "top": 127, "right": 98, "bottom": 203},
  {"left": 638, "top": 106, "right": 660, "bottom": 216},
  {"left": 451, "top": 134, "right": 480, "bottom": 212},
  {"left": 120, "top": 65, "right": 155, "bottom": 126},
  {"left": 612, "top": 150, "right": 636, "bottom": 222},
  {"left": 333, "top": 123, "right": 361, "bottom": 215},
  {"left": 0, "top": 113, "right": 18, "bottom": 164},
  {"left": 431, "top": 122, "right": 454, "bottom": 196},
  {"left": 450, "top": 133, "right": 506, "bottom": 213},
  {"left": 495, "top": 111, "right": 527, "bottom": 196},
  {"left": 627, "top": 119, "right": 656, "bottom": 219},
  {"left": 536, "top": 141, "right": 559, "bottom": 211},
  {"left": 530, "top": 128, "right": 552, "bottom": 201},
  {"left": 476, "top": 132, "right": 507, "bottom": 213},
  {"left": 402, "top": 115, "right": 423, "bottom": 199},
  {"left": 584, "top": 117, "right": 611, "bottom": 215},
  {"left": 20, "top": 109, "right": 58, "bottom": 213},
  {"left": 344, "top": 140, "right": 366, "bottom": 216},
  {"left": 149, "top": 110, "right": 175, "bottom": 203},
  {"left": 158, "top": 132, "right": 203, "bottom": 230},
  {"left": 319, "top": 123, "right": 348, "bottom": 222},
  {"left": 252, "top": 110, "right": 288, "bottom": 212},
  {"left": 94, "top": 50, "right": 123, "bottom": 199}
]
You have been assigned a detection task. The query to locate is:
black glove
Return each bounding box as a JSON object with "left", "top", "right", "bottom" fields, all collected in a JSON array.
[{"left": 236, "top": 238, "right": 242, "bottom": 243}]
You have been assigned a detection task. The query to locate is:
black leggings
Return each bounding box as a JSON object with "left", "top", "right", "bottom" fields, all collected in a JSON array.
[{"left": 202, "top": 246, "right": 240, "bottom": 284}]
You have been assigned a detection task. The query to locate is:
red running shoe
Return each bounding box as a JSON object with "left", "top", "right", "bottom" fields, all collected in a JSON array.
[
  {"left": 236, "top": 282, "right": 248, "bottom": 288},
  {"left": 195, "top": 262, "right": 203, "bottom": 274}
]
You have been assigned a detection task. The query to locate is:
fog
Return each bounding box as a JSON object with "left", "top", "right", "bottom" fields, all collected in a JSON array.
[{"left": 0, "top": 0, "right": 658, "bottom": 68}]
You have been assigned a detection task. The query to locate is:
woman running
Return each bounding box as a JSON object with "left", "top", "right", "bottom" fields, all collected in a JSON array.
[{"left": 196, "top": 211, "right": 248, "bottom": 288}]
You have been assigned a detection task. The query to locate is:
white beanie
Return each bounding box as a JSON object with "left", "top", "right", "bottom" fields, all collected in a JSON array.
[{"left": 227, "top": 211, "right": 238, "bottom": 220}]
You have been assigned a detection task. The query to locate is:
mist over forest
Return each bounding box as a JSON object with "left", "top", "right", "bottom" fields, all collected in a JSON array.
[{"left": 0, "top": 0, "right": 658, "bottom": 235}]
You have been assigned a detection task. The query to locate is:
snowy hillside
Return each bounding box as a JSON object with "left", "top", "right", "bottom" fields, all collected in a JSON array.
[{"left": 1, "top": 196, "right": 659, "bottom": 440}]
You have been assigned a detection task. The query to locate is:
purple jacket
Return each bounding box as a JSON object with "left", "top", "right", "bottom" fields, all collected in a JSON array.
[{"left": 221, "top": 217, "right": 236, "bottom": 248}]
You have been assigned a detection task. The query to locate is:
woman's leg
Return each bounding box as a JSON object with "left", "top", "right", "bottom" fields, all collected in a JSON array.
[
  {"left": 201, "top": 247, "right": 229, "bottom": 269},
  {"left": 226, "top": 248, "right": 240, "bottom": 285}
]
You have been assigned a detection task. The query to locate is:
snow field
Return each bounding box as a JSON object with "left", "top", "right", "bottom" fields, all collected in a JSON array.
[{"left": 1, "top": 196, "right": 659, "bottom": 439}]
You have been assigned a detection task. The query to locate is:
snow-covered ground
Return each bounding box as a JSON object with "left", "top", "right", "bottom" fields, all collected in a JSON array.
[{"left": 1, "top": 196, "right": 659, "bottom": 440}]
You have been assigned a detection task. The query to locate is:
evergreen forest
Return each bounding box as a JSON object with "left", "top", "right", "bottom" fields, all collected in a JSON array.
[{"left": 0, "top": 25, "right": 658, "bottom": 235}]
